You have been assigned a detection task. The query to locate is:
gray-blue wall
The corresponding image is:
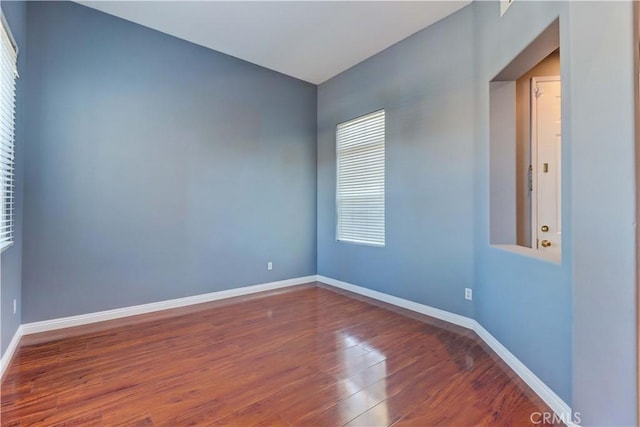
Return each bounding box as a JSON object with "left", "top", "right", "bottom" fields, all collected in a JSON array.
[
  {"left": 475, "top": 2, "right": 636, "bottom": 425},
  {"left": 4, "top": 0, "right": 638, "bottom": 424},
  {"left": 567, "top": 2, "right": 636, "bottom": 424},
  {"left": 0, "top": 0, "right": 26, "bottom": 356},
  {"left": 473, "top": 0, "right": 572, "bottom": 406},
  {"left": 318, "top": 1, "right": 637, "bottom": 425},
  {"left": 317, "top": 4, "right": 476, "bottom": 319},
  {"left": 21, "top": 1, "right": 317, "bottom": 322}
]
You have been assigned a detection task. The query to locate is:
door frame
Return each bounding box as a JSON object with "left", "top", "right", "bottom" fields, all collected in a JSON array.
[
  {"left": 530, "top": 75, "right": 561, "bottom": 250},
  {"left": 634, "top": 0, "right": 640, "bottom": 423}
]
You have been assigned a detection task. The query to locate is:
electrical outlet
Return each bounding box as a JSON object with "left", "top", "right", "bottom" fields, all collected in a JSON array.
[
  {"left": 267, "top": 261, "right": 273, "bottom": 271},
  {"left": 465, "top": 288, "right": 472, "bottom": 301},
  {"left": 13, "top": 299, "right": 16, "bottom": 314}
]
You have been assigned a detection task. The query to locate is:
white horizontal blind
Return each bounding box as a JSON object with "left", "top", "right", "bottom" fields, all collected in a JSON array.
[
  {"left": 0, "top": 16, "right": 17, "bottom": 250},
  {"left": 336, "top": 110, "right": 385, "bottom": 246}
]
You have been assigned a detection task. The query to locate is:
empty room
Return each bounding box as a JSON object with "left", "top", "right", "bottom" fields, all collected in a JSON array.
[{"left": 0, "top": 0, "right": 637, "bottom": 426}]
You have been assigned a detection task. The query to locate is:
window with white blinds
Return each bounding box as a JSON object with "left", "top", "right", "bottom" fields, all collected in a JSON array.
[
  {"left": 0, "top": 15, "right": 17, "bottom": 251},
  {"left": 336, "top": 109, "right": 385, "bottom": 246}
]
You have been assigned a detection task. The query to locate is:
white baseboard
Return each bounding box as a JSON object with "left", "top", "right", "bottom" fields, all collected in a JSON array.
[
  {"left": 317, "top": 275, "right": 573, "bottom": 423},
  {"left": 0, "top": 325, "right": 23, "bottom": 379},
  {"left": 472, "top": 322, "right": 573, "bottom": 423},
  {"left": 318, "top": 275, "right": 476, "bottom": 330},
  {"left": 21, "top": 275, "right": 317, "bottom": 336},
  {"left": 6, "top": 273, "right": 573, "bottom": 424}
]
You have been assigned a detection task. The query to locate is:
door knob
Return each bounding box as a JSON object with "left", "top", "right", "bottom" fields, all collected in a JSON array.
[{"left": 541, "top": 240, "right": 551, "bottom": 248}]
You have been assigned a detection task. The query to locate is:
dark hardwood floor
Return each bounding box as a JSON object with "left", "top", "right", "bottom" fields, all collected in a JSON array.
[{"left": 1, "top": 283, "right": 560, "bottom": 426}]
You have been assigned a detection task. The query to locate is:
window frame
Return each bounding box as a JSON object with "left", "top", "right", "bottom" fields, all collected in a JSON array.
[
  {"left": 0, "top": 12, "right": 18, "bottom": 253},
  {"left": 335, "top": 109, "right": 386, "bottom": 247}
]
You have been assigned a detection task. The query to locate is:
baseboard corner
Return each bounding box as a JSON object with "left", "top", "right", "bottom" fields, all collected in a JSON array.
[
  {"left": 0, "top": 325, "right": 23, "bottom": 380},
  {"left": 316, "top": 275, "right": 572, "bottom": 424}
]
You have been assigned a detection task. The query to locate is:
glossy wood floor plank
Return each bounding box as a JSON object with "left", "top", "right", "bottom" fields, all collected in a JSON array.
[{"left": 1, "top": 283, "right": 561, "bottom": 426}]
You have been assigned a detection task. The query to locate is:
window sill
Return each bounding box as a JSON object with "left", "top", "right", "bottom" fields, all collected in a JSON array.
[
  {"left": 0, "top": 241, "right": 13, "bottom": 254},
  {"left": 336, "top": 239, "right": 385, "bottom": 248},
  {"left": 490, "top": 244, "right": 561, "bottom": 265}
]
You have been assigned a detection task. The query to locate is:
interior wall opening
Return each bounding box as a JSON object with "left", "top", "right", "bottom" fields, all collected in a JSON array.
[{"left": 489, "top": 19, "right": 562, "bottom": 262}]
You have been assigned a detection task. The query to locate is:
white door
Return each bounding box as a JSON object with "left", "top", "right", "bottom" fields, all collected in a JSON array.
[{"left": 531, "top": 77, "right": 561, "bottom": 257}]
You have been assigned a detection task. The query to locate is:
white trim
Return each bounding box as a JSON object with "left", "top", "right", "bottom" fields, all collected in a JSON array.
[
  {"left": 531, "top": 76, "right": 539, "bottom": 248},
  {"left": 0, "top": 325, "right": 23, "bottom": 379},
  {"left": 21, "top": 276, "right": 316, "bottom": 335},
  {"left": 317, "top": 275, "right": 573, "bottom": 424},
  {"left": 318, "top": 275, "right": 475, "bottom": 330},
  {"left": 6, "top": 274, "right": 574, "bottom": 424},
  {"left": 500, "top": 0, "right": 514, "bottom": 17},
  {"left": 473, "top": 322, "right": 574, "bottom": 424}
]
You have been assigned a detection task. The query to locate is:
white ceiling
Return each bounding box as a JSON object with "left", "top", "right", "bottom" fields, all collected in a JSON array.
[{"left": 78, "top": 1, "right": 470, "bottom": 84}]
